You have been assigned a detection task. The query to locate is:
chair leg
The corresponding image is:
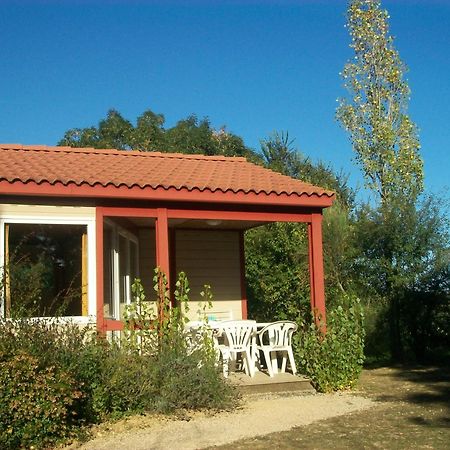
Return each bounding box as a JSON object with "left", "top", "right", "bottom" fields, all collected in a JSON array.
[
  {"left": 270, "top": 351, "right": 278, "bottom": 375},
  {"left": 243, "top": 350, "right": 255, "bottom": 377},
  {"left": 287, "top": 347, "right": 297, "bottom": 375},
  {"left": 221, "top": 349, "right": 230, "bottom": 378},
  {"left": 229, "top": 351, "right": 237, "bottom": 372},
  {"left": 281, "top": 353, "right": 288, "bottom": 373},
  {"left": 263, "top": 349, "right": 274, "bottom": 377}
]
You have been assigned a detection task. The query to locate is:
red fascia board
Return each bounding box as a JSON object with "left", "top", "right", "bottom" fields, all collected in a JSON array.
[
  {"left": 98, "top": 206, "right": 158, "bottom": 218},
  {"left": 166, "top": 209, "right": 314, "bottom": 223},
  {"left": 0, "top": 180, "right": 335, "bottom": 208},
  {"left": 98, "top": 206, "right": 314, "bottom": 223}
]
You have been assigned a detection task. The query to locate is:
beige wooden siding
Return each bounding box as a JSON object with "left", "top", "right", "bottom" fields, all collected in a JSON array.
[
  {"left": 138, "top": 228, "right": 156, "bottom": 298},
  {"left": 175, "top": 230, "right": 242, "bottom": 320}
]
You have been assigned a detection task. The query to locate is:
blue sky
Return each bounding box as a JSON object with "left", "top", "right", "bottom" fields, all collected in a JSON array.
[{"left": 0, "top": 0, "right": 449, "bottom": 201}]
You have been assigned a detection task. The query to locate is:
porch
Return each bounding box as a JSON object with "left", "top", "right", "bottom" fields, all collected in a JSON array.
[{"left": 96, "top": 206, "right": 330, "bottom": 335}]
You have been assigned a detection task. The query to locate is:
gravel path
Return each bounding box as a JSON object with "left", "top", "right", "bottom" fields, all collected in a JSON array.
[{"left": 72, "top": 391, "right": 375, "bottom": 450}]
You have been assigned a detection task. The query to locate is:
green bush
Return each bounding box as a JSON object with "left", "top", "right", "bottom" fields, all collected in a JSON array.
[
  {"left": 0, "top": 352, "right": 81, "bottom": 449},
  {"left": 153, "top": 341, "right": 237, "bottom": 413},
  {"left": 0, "top": 319, "right": 108, "bottom": 423},
  {"left": 295, "top": 296, "right": 365, "bottom": 392},
  {"left": 118, "top": 272, "right": 237, "bottom": 414},
  {"left": 0, "top": 271, "right": 237, "bottom": 448}
]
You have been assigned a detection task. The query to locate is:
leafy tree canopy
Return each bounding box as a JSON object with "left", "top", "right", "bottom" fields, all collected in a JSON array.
[
  {"left": 59, "top": 108, "right": 256, "bottom": 159},
  {"left": 261, "top": 132, "right": 355, "bottom": 209},
  {"left": 336, "top": 0, "right": 423, "bottom": 204}
]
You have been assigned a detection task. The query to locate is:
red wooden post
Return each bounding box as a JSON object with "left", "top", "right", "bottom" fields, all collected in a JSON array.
[
  {"left": 308, "top": 212, "right": 327, "bottom": 330},
  {"left": 308, "top": 223, "right": 315, "bottom": 310},
  {"left": 155, "top": 208, "right": 170, "bottom": 288},
  {"left": 169, "top": 228, "right": 177, "bottom": 304},
  {"left": 95, "top": 207, "right": 106, "bottom": 333},
  {"left": 239, "top": 230, "right": 248, "bottom": 320}
]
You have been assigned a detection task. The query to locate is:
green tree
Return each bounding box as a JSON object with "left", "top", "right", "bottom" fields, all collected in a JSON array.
[
  {"left": 59, "top": 108, "right": 255, "bottom": 158},
  {"left": 59, "top": 109, "right": 134, "bottom": 150},
  {"left": 246, "top": 133, "right": 357, "bottom": 320},
  {"left": 336, "top": 0, "right": 423, "bottom": 204},
  {"left": 261, "top": 132, "right": 355, "bottom": 208},
  {"left": 353, "top": 195, "right": 450, "bottom": 362},
  {"left": 131, "top": 110, "right": 167, "bottom": 151},
  {"left": 336, "top": 1, "right": 450, "bottom": 362},
  {"left": 336, "top": 0, "right": 429, "bottom": 360}
]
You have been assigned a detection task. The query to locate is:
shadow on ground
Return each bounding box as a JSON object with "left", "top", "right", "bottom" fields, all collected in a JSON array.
[{"left": 214, "top": 365, "right": 450, "bottom": 450}]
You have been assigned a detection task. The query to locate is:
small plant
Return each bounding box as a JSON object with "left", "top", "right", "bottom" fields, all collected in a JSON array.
[
  {"left": 122, "top": 269, "right": 193, "bottom": 354},
  {"left": 198, "top": 283, "right": 213, "bottom": 321},
  {"left": 122, "top": 277, "right": 158, "bottom": 354},
  {"left": 295, "top": 296, "right": 365, "bottom": 392}
]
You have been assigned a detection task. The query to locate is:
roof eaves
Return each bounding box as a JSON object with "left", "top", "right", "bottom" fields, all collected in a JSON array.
[{"left": 0, "top": 179, "right": 335, "bottom": 208}]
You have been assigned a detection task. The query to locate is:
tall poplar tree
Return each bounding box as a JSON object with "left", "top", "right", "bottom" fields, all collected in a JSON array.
[
  {"left": 337, "top": 0, "right": 426, "bottom": 360},
  {"left": 336, "top": 0, "right": 423, "bottom": 205}
]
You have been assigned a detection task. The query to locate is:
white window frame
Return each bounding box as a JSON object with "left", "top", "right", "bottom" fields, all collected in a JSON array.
[
  {"left": 104, "top": 219, "right": 139, "bottom": 320},
  {"left": 0, "top": 205, "right": 96, "bottom": 324}
]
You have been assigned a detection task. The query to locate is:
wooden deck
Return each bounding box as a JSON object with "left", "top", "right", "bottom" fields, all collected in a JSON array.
[{"left": 228, "top": 371, "right": 315, "bottom": 394}]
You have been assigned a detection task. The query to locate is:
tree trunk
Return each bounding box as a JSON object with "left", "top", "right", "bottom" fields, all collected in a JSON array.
[{"left": 389, "top": 294, "right": 404, "bottom": 361}]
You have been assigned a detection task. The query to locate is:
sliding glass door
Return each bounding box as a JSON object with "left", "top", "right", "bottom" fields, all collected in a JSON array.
[{"left": 103, "top": 223, "right": 139, "bottom": 320}]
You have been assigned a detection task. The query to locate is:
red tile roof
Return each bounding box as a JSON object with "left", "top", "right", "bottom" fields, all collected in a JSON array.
[{"left": 0, "top": 144, "right": 334, "bottom": 204}]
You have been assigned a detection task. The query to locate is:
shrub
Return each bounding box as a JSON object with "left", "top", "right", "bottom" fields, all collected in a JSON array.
[
  {"left": 153, "top": 342, "right": 237, "bottom": 413},
  {"left": 0, "top": 318, "right": 108, "bottom": 423},
  {"left": 0, "top": 352, "right": 81, "bottom": 449},
  {"left": 295, "top": 296, "right": 365, "bottom": 392},
  {"left": 119, "top": 272, "right": 237, "bottom": 413},
  {"left": 0, "top": 271, "right": 238, "bottom": 448}
]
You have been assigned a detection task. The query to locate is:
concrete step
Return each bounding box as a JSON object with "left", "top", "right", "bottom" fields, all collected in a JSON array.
[{"left": 228, "top": 371, "right": 315, "bottom": 394}]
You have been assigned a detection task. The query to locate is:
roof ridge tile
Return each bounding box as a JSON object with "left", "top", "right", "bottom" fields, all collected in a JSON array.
[{"left": 0, "top": 144, "right": 248, "bottom": 162}]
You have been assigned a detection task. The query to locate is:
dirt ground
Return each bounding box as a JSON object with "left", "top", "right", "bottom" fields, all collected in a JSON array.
[
  {"left": 68, "top": 366, "right": 450, "bottom": 450},
  {"left": 216, "top": 366, "right": 450, "bottom": 450}
]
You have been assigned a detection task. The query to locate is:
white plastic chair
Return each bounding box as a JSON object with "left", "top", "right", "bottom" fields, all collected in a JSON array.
[
  {"left": 184, "top": 321, "right": 206, "bottom": 353},
  {"left": 217, "top": 320, "right": 257, "bottom": 378},
  {"left": 256, "top": 321, "right": 298, "bottom": 377},
  {"left": 184, "top": 321, "right": 222, "bottom": 366}
]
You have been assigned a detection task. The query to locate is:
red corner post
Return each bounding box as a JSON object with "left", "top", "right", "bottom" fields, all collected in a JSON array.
[
  {"left": 239, "top": 230, "right": 248, "bottom": 320},
  {"left": 155, "top": 208, "right": 171, "bottom": 289},
  {"left": 308, "top": 212, "right": 327, "bottom": 330},
  {"left": 95, "top": 207, "right": 106, "bottom": 333}
]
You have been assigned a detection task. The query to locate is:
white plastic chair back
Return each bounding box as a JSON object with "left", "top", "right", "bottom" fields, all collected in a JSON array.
[
  {"left": 259, "top": 321, "right": 297, "bottom": 349},
  {"left": 257, "top": 321, "right": 298, "bottom": 376},
  {"left": 221, "top": 320, "right": 256, "bottom": 351},
  {"left": 217, "top": 320, "right": 257, "bottom": 377}
]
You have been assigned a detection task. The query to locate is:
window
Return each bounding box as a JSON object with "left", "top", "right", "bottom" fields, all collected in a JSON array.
[{"left": 3, "top": 223, "right": 88, "bottom": 318}]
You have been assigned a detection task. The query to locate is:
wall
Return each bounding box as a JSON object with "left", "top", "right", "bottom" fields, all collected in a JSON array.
[
  {"left": 175, "top": 229, "right": 242, "bottom": 321},
  {"left": 137, "top": 228, "right": 156, "bottom": 298}
]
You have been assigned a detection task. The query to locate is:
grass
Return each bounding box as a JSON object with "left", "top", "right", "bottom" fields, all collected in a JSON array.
[{"left": 214, "top": 365, "right": 450, "bottom": 449}]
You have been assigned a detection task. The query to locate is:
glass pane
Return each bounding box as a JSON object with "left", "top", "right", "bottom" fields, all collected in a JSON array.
[
  {"left": 6, "top": 223, "right": 86, "bottom": 317},
  {"left": 103, "top": 227, "right": 114, "bottom": 318},
  {"left": 119, "top": 235, "right": 128, "bottom": 310},
  {"left": 129, "top": 240, "right": 138, "bottom": 296}
]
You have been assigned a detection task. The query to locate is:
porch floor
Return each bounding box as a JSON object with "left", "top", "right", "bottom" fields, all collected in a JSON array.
[{"left": 228, "top": 371, "right": 315, "bottom": 394}]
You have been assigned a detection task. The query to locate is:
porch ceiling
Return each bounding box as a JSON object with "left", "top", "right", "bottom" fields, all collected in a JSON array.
[
  {"left": 169, "top": 218, "right": 267, "bottom": 230},
  {"left": 124, "top": 216, "right": 266, "bottom": 230}
]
